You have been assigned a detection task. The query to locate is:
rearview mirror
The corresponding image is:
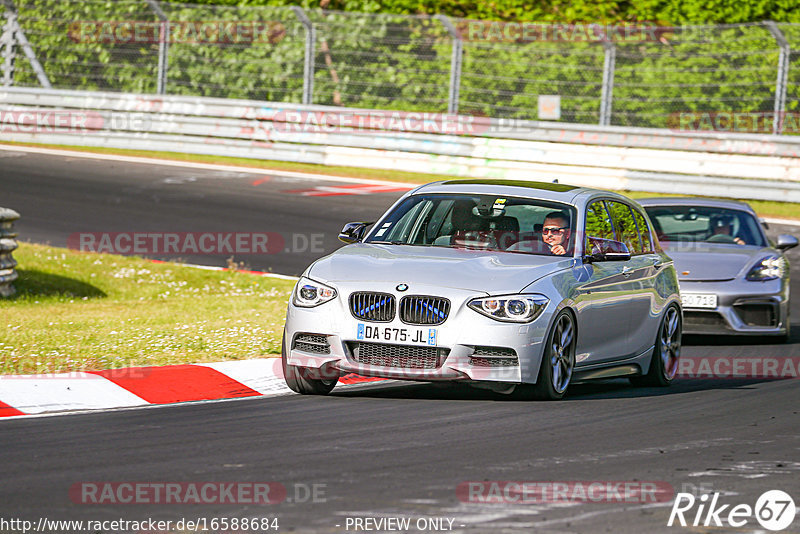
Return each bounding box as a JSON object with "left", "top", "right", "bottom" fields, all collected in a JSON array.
[
  {"left": 585, "top": 237, "right": 631, "bottom": 262},
  {"left": 776, "top": 234, "right": 798, "bottom": 251},
  {"left": 338, "top": 222, "right": 372, "bottom": 244}
]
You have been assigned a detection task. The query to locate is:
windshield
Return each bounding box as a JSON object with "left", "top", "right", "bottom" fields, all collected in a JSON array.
[
  {"left": 643, "top": 205, "right": 766, "bottom": 247},
  {"left": 365, "top": 193, "right": 577, "bottom": 256}
]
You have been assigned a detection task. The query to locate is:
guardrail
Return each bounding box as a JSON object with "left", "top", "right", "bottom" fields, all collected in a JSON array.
[
  {"left": 2, "top": 87, "right": 800, "bottom": 202},
  {"left": 0, "top": 207, "right": 19, "bottom": 297}
]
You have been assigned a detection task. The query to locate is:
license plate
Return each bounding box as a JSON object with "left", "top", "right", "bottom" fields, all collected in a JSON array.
[
  {"left": 356, "top": 323, "right": 437, "bottom": 346},
  {"left": 681, "top": 293, "right": 718, "bottom": 309}
]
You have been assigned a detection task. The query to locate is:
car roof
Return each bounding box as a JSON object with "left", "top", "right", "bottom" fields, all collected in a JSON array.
[
  {"left": 413, "top": 179, "right": 629, "bottom": 205},
  {"left": 637, "top": 197, "right": 756, "bottom": 213}
]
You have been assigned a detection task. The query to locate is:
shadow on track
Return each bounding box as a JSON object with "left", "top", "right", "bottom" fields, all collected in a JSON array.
[
  {"left": 682, "top": 322, "right": 797, "bottom": 346},
  {"left": 330, "top": 376, "right": 778, "bottom": 402}
]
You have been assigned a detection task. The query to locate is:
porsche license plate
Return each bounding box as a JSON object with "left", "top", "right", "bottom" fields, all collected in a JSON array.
[
  {"left": 681, "top": 293, "right": 718, "bottom": 309},
  {"left": 356, "top": 323, "right": 437, "bottom": 346}
]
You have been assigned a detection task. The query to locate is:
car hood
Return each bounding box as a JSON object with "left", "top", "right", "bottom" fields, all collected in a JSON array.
[
  {"left": 307, "top": 243, "right": 571, "bottom": 294},
  {"left": 660, "top": 242, "right": 770, "bottom": 281}
]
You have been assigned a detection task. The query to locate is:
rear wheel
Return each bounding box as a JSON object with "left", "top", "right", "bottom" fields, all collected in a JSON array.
[
  {"left": 281, "top": 331, "right": 338, "bottom": 395},
  {"left": 630, "top": 304, "right": 681, "bottom": 387},
  {"left": 514, "top": 310, "right": 576, "bottom": 401}
]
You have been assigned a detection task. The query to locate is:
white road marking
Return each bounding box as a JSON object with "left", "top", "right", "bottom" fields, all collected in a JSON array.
[
  {"left": 687, "top": 460, "right": 800, "bottom": 479},
  {"left": 763, "top": 217, "right": 800, "bottom": 227},
  {"left": 0, "top": 143, "right": 415, "bottom": 187},
  {"left": 149, "top": 260, "right": 299, "bottom": 281}
]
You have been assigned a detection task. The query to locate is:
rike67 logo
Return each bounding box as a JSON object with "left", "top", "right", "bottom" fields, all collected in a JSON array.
[{"left": 668, "top": 490, "right": 796, "bottom": 531}]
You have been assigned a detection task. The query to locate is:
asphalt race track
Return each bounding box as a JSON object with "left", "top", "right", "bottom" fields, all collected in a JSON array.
[{"left": 1, "top": 148, "right": 799, "bottom": 533}]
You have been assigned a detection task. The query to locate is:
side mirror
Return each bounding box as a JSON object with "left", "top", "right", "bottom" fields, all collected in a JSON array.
[
  {"left": 338, "top": 222, "right": 372, "bottom": 244},
  {"left": 585, "top": 237, "right": 632, "bottom": 262},
  {"left": 776, "top": 234, "right": 798, "bottom": 251}
]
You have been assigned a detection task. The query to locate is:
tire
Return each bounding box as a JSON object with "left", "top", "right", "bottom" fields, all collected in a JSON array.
[
  {"left": 770, "top": 324, "right": 790, "bottom": 344},
  {"left": 630, "top": 304, "right": 681, "bottom": 387},
  {"left": 514, "top": 310, "right": 576, "bottom": 401},
  {"left": 281, "top": 331, "right": 338, "bottom": 395}
]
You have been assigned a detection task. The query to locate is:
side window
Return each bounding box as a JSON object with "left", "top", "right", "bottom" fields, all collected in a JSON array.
[
  {"left": 585, "top": 201, "right": 615, "bottom": 253},
  {"left": 607, "top": 201, "right": 642, "bottom": 254},
  {"left": 632, "top": 209, "right": 653, "bottom": 253}
]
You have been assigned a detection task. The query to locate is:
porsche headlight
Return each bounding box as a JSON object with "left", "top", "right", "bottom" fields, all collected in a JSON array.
[
  {"left": 468, "top": 294, "right": 549, "bottom": 323},
  {"left": 746, "top": 256, "right": 785, "bottom": 281},
  {"left": 293, "top": 277, "right": 337, "bottom": 307}
]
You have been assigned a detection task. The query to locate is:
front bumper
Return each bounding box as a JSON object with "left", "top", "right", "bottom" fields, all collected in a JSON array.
[
  {"left": 284, "top": 285, "right": 554, "bottom": 385},
  {"left": 679, "top": 278, "right": 789, "bottom": 336}
]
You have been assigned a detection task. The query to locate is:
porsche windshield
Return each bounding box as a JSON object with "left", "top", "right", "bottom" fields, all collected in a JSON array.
[
  {"left": 643, "top": 205, "right": 767, "bottom": 247},
  {"left": 365, "top": 194, "right": 577, "bottom": 256}
]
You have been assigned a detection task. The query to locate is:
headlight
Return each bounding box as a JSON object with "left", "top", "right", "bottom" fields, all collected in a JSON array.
[
  {"left": 746, "top": 256, "right": 785, "bottom": 281},
  {"left": 468, "top": 294, "right": 549, "bottom": 323},
  {"left": 293, "top": 277, "right": 337, "bottom": 307}
]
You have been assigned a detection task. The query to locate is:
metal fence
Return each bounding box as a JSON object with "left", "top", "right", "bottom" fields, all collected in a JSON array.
[{"left": 1, "top": 0, "right": 800, "bottom": 133}]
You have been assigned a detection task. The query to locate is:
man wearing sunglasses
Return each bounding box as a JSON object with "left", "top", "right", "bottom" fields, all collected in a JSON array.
[{"left": 541, "top": 211, "right": 572, "bottom": 256}]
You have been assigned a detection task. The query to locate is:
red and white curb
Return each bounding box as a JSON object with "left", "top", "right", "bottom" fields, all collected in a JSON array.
[{"left": 0, "top": 359, "right": 385, "bottom": 419}]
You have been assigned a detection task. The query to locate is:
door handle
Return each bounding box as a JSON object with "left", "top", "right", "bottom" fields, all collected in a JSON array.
[{"left": 622, "top": 266, "right": 633, "bottom": 277}]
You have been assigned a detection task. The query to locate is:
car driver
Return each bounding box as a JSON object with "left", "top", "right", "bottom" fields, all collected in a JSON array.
[
  {"left": 711, "top": 215, "right": 745, "bottom": 245},
  {"left": 542, "top": 211, "right": 572, "bottom": 255}
]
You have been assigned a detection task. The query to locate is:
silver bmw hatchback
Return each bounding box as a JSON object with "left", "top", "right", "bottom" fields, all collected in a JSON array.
[{"left": 283, "top": 180, "right": 682, "bottom": 400}]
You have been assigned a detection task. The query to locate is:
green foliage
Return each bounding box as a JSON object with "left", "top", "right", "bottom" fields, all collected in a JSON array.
[
  {"left": 160, "top": 0, "right": 800, "bottom": 24},
  {"left": 5, "top": 0, "right": 800, "bottom": 127}
]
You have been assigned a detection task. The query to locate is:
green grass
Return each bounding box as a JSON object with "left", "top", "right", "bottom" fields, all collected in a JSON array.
[
  {"left": 4, "top": 141, "right": 798, "bottom": 220},
  {"left": 0, "top": 243, "right": 294, "bottom": 375}
]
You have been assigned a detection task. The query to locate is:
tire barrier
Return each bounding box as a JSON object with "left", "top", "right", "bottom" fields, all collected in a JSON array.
[{"left": 0, "top": 207, "right": 20, "bottom": 298}]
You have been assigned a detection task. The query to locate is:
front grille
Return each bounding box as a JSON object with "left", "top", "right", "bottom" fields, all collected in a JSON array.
[
  {"left": 469, "top": 346, "right": 519, "bottom": 367},
  {"left": 733, "top": 303, "right": 777, "bottom": 327},
  {"left": 293, "top": 333, "right": 331, "bottom": 354},
  {"left": 349, "top": 292, "right": 396, "bottom": 322},
  {"left": 348, "top": 341, "right": 447, "bottom": 369},
  {"left": 399, "top": 295, "right": 451, "bottom": 325},
  {"left": 683, "top": 311, "right": 729, "bottom": 327},
  {"left": 470, "top": 357, "right": 519, "bottom": 367}
]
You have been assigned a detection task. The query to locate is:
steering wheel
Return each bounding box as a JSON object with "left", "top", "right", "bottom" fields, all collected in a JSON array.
[{"left": 706, "top": 234, "right": 737, "bottom": 244}]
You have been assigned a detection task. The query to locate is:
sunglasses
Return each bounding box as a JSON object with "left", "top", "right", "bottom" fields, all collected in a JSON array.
[{"left": 542, "top": 226, "right": 569, "bottom": 235}]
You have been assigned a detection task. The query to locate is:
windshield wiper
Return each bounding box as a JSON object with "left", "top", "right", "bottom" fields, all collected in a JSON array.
[{"left": 369, "top": 240, "right": 407, "bottom": 245}]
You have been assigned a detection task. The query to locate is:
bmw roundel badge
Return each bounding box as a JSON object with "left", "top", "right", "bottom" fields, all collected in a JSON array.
[{"left": 396, "top": 283, "right": 409, "bottom": 292}]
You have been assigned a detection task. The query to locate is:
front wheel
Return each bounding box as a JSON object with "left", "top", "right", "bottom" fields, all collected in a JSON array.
[
  {"left": 514, "top": 310, "right": 576, "bottom": 401},
  {"left": 630, "top": 304, "right": 681, "bottom": 387},
  {"left": 281, "top": 331, "right": 338, "bottom": 395}
]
